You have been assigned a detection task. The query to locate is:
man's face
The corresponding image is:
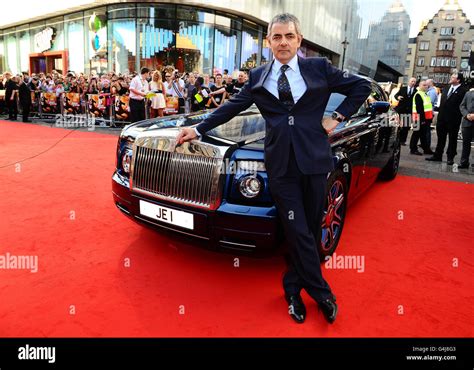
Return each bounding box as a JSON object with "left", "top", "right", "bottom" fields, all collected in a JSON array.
[
  {"left": 267, "top": 21, "right": 302, "bottom": 64},
  {"left": 450, "top": 74, "right": 459, "bottom": 85},
  {"left": 419, "top": 81, "right": 428, "bottom": 92},
  {"left": 238, "top": 73, "right": 245, "bottom": 83},
  {"left": 216, "top": 75, "right": 222, "bottom": 84},
  {"left": 408, "top": 78, "right": 416, "bottom": 87}
]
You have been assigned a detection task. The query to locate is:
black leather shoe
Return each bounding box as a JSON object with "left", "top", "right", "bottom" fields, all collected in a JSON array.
[
  {"left": 318, "top": 296, "right": 338, "bottom": 324},
  {"left": 285, "top": 294, "right": 306, "bottom": 324},
  {"left": 426, "top": 156, "right": 442, "bottom": 162},
  {"left": 458, "top": 163, "right": 470, "bottom": 169},
  {"left": 447, "top": 159, "right": 454, "bottom": 165},
  {"left": 410, "top": 151, "right": 422, "bottom": 156}
]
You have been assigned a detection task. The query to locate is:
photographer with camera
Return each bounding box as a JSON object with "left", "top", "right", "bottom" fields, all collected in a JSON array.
[{"left": 164, "top": 69, "right": 185, "bottom": 113}]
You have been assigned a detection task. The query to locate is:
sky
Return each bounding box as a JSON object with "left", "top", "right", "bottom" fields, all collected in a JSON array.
[{"left": 2, "top": 0, "right": 474, "bottom": 38}]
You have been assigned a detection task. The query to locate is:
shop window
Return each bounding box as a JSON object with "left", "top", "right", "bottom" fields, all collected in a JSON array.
[
  {"left": 85, "top": 8, "right": 108, "bottom": 74},
  {"left": 241, "top": 21, "right": 260, "bottom": 70},
  {"left": 177, "top": 6, "right": 214, "bottom": 24},
  {"left": 138, "top": 18, "right": 176, "bottom": 71},
  {"left": 137, "top": 4, "right": 175, "bottom": 19},
  {"left": 174, "top": 21, "right": 213, "bottom": 74},
  {"left": 109, "top": 19, "right": 136, "bottom": 74},
  {"left": 5, "top": 29, "right": 18, "bottom": 74},
  {"left": 214, "top": 25, "right": 240, "bottom": 76},
  {"left": 65, "top": 12, "right": 85, "bottom": 73},
  {"left": 108, "top": 4, "right": 137, "bottom": 19},
  {"left": 17, "top": 26, "right": 30, "bottom": 72},
  {"left": 49, "top": 17, "right": 65, "bottom": 51}
]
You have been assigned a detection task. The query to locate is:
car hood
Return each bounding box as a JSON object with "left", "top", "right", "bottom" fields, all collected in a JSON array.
[{"left": 120, "top": 105, "right": 350, "bottom": 150}]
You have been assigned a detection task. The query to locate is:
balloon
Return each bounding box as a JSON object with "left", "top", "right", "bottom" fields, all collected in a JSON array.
[{"left": 88, "top": 13, "right": 105, "bottom": 33}]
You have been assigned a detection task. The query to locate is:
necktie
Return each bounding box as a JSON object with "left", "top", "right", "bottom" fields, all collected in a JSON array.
[
  {"left": 447, "top": 87, "right": 454, "bottom": 98},
  {"left": 278, "top": 65, "right": 294, "bottom": 109},
  {"left": 409, "top": 88, "right": 412, "bottom": 96}
]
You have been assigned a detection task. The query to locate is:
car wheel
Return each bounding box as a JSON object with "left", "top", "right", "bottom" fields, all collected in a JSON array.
[
  {"left": 379, "top": 140, "right": 401, "bottom": 180},
  {"left": 317, "top": 169, "right": 347, "bottom": 258}
]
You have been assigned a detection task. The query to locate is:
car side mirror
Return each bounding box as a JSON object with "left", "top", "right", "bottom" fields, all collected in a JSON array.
[{"left": 369, "top": 101, "right": 390, "bottom": 116}]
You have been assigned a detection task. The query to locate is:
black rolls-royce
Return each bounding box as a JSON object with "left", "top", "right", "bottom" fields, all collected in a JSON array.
[{"left": 112, "top": 78, "right": 400, "bottom": 256}]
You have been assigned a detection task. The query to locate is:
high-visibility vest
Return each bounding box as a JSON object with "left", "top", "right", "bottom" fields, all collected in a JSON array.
[{"left": 412, "top": 90, "right": 433, "bottom": 121}]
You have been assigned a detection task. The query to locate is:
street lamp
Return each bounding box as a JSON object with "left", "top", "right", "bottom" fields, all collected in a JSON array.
[{"left": 341, "top": 37, "right": 350, "bottom": 71}]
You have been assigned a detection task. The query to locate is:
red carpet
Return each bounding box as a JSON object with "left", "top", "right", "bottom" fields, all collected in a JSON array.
[{"left": 0, "top": 120, "right": 472, "bottom": 337}]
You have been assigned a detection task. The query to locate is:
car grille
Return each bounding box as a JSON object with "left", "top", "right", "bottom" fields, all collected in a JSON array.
[{"left": 131, "top": 136, "right": 224, "bottom": 210}]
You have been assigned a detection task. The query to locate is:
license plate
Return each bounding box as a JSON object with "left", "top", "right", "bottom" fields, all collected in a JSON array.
[{"left": 139, "top": 200, "right": 194, "bottom": 230}]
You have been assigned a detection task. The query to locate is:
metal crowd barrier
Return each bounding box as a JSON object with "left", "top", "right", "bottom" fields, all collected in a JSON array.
[
  {"left": 26, "top": 92, "right": 132, "bottom": 128},
  {"left": 8, "top": 91, "right": 190, "bottom": 127}
]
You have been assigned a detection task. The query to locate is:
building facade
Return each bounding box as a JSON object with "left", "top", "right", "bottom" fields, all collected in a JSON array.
[
  {"left": 404, "top": 37, "right": 417, "bottom": 82},
  {"left": 0, "top": 0, "right": 406, "bottom": 78},
  {"left": 363, "top": 0, "right": 411, "bottom": 78},
  {"left": 413, "top": 0, "right": 473, "bottom": 86}
]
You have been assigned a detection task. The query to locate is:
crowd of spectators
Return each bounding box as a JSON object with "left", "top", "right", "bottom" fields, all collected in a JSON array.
[{"left": 0, "top": 66, "right": 249, "bottom": 122}]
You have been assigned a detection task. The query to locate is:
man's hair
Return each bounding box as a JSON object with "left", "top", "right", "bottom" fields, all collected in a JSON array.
[
  {"left": 267, "top": 13, "right": 302, "bottom": 36},
  {"left": 140, "top": 67, "right": 150, "bottom": 75},
  {"left": 453, "top": 72, "right": 464, "bottom": 84},
  {"left": 196, "top": 76, "right": 204, "bottom": 86}
]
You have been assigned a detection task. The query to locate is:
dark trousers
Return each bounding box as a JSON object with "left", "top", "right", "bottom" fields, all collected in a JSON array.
[
  {"left": 129, "top": 98, "right": 145, "bottom": 123},
  {"left": 269, "top": 147, "right": 332, "bottom": 303},
  {"left": 400, "top": 126, "right": 409, "bottom": 144},
  {"left": 461, "top": 125, "right": 473, "bottom": 165},
  {"left": 21, "top": 103, "right": 30, "bottom": 122},
  {"left": 425, "top": 125, "right": 432, "bottom": 148},
  {"left": 410, "top": 122, "right": 430, "bottom": 152},
  {"left": 7, "top": 99, "right": 18, "bottom": 120},
  {"left": 434, "top": 120, "right": 461, "bottom": 160}
]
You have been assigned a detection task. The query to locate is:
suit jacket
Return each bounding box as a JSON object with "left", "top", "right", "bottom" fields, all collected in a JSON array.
[
  {"left": 196, "top": 57, "right": 371, "bottom": 178},
  {"left": 437, "top": 85, "right": 467, "bottom": 126},
  {"left": 459, "top": 90, "right": 474, "bottom": 128},
  {"left": 394, "top": 85, "right": 416, "bottom": 114},
  {"left": 19, "top": 83, "right": 32, "bottom": 105}
]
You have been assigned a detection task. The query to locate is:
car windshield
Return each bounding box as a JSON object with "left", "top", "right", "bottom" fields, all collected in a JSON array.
[{"left": 206, "top": 93, "right": 347, "bottom": 143}]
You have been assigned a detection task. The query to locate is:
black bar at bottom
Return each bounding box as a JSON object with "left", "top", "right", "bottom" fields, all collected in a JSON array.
[{"left": 0, "top": 338, "right": 471, "bottom": 369}]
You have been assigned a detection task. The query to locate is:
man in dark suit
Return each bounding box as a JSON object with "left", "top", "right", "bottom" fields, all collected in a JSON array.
[
  {"left": 18, "top": 77, "right": 32, "bottom": 123},
  {"left": 4, "top": 73, "right": 19, "bottom": 121},
  {"left": 459, "top": 88, "right": 474, "bottom": 169},
  {"left": 426, "top": 73, "right": 467, "bottom": 165},
  {"left": 176, "top": 13, "right": 371, "bottom": 324},
  {"left": 394, "top": 77, "right": 417, "bottom": 145}
]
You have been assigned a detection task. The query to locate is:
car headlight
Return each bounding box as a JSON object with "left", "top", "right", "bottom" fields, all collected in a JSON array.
[
  {"left": 121, "top": 147, "right": 133, "bottom": 174},
  {"left": 238, "top": 175, "right": 262, "bottom": 199}
]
